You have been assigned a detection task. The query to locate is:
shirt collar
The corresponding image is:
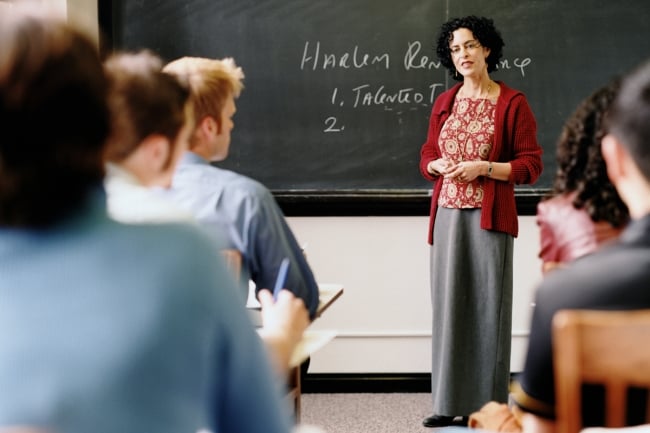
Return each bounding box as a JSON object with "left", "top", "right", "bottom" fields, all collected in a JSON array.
[
  {"left": 105, "top": 163, "right": 141, "bottom": 186},
  {"left": 620, "top": 213, "right": 650, "bottom": 243},
  {"left": 180, "top": 151, "right": 211, "bottom": 166}
]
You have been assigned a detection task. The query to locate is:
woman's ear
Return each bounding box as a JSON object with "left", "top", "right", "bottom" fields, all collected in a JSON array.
[
  {"left": 601, "top": 133, "right": 624, "bottom": 184},
  {"left": 483, "top": 46, "right": 491, "bottom": 60}
]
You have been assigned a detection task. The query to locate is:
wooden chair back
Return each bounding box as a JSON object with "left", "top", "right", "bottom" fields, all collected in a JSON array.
[{"left": 552, "top": 309, "right": 650, "bottom": 433}]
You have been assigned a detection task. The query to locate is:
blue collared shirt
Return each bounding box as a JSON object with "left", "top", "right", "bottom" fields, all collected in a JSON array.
[{"left": 161, "top": 152, "right": 319, "bottom": 318}]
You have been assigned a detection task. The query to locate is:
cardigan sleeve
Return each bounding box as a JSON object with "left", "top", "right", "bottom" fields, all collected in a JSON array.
[
  {"left": 505, "top": 94, "right": 543, "bottom": 185},
  {"left": 419, "top": 105, "right": 443, "bottom": 181}
]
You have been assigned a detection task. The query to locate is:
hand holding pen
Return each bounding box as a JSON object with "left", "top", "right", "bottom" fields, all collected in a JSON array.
[
  {"left": 259, "top": 257, "right": 309, "bottom": 344},
  {"left": 257, "top": 257, "right": 309, "bottom": 371}
]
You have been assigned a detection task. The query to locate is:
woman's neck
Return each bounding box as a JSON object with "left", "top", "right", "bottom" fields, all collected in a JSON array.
[{"left": 460, "top": 77, "right": 493, "bottom": 99}]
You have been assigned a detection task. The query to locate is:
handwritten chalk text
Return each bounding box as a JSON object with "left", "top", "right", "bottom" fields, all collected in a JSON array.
[
  {"left": 300, "top": 40, "right": 531, "bottom": 77},
  {"left": 351, "top": 83, "right": 444, "bottom": 108},
  {"left": 403, "top": 41, "right": 442, "bottom": 70},
  {"left": 298, "top": 40, "right": 533, "bottom": 133},
  {"left": 300, "top": 41, "right": 390, "bottom": 70}
]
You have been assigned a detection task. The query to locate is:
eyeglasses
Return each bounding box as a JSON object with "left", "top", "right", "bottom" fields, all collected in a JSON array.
[{"left": 449, "top": 40, "right": 482, "bottom": 56}]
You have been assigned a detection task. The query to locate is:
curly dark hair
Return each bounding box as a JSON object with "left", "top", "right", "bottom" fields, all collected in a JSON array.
[
  {"left": 436, "top": 16, "right": 505, "bottom": 81},
  {"left": 551, "top": 78, "right": 629, "bottom": 227}
]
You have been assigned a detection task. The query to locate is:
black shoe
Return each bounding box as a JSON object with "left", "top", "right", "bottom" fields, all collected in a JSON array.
[{"left": 422, "top": 415, "right": 455, "bottom": 428}]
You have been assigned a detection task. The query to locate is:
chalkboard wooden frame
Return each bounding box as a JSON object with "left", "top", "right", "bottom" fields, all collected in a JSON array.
[
  {"left": 99, "top": 0, "right": 650, "bottom": 216},
  {"left": 271, "top": 188, "right": 543, "bottom": 216}
]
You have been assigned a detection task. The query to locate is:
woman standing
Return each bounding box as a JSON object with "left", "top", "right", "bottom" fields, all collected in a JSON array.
[{"left": 419, "top": 16, "right": 543, "bottom": 427}]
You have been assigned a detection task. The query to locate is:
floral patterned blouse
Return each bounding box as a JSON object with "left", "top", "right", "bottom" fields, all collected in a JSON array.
[{"left": 437, "top": 96, "right": 496, "bottom": 209}]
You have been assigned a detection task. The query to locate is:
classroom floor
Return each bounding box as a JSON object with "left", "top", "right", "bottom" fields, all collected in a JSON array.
[{"left": 300, "top": 392, "right": 447, "bottom": 433}]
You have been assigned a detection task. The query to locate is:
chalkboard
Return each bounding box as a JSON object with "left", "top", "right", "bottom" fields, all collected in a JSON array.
[{"left": 105, "top": 0, "right": 650, "bottom": 215}]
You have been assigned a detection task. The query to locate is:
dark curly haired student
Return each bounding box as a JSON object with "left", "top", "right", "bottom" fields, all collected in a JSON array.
[
  {"left": 537, "top": 78, "right": 629, "bottom": 273},
  {"left": 511, "top": 58, "right": 650, "bottom": 433},
  {"left": 419, "top": 15, "right": 543, "bottom": 427}
]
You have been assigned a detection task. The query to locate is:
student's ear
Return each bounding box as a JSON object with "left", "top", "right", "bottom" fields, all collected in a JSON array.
[
  {"left": 602, "top": 133, "right": 626, "bottom": 185},
  {"left": 214, "top": 117, "right": 225, "bottom": 135},
  {"left": 199, "top": 115, "right": 222, "bottom": 137},
  {"left": 141, "top": 134, "right": 171, "bottom": 172}
]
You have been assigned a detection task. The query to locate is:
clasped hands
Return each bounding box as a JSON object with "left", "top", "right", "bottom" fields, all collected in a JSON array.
[{"left": 428, "top": 158, "right": 483, "bottom": 183}]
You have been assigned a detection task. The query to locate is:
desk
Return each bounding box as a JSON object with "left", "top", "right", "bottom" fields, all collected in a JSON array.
[
  {"left": 286, "top": 329, "right": 337, "bottom": 420},
  {"left": 315, "top": 283, "right": 344, "bottom": 318},
  {"left": 248, "top": 283, "right": 343, "bottom": 421},
  {"left": 287, "top": 284, "right": 343, "bottom": 421},
  {"left": 288, "top": 284, "right": 343, "bottom": 367}
]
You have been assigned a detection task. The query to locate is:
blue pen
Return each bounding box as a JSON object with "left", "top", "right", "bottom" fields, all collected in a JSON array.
[{"left": 273, "top": 258, "right": 290, "bottom": 300}]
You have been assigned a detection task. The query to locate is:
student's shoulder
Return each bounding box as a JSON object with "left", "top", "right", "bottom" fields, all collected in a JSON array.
[
  {"left": 536, "top": 194, "right": 588, "bottom": 227},
  {"left": 178, "top": 161, "right": 275, "bottom": 206},
  {"left": 109, "top": 221, "right": 238, "bottom": 306},
  {"left": 111, "top": 220, "right": 216, "bottom": 255},
  {"left": 536, "top": 240, "right": 650, "bottom": 310},
  {"left": 213, "top": 168, "right": 274, "bottom": 199},
  {"left": 116, "top": 222, "right": 228, "bottom": 283}
]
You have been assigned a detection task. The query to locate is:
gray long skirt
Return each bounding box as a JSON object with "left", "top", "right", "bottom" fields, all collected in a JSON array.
[{"left": 430, "top": 207, "right": 514, "bottom": 416}]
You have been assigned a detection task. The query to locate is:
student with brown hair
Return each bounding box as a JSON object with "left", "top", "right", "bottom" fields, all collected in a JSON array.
[
  {"left": 103, "top": 51, "right": 309, "bottom": 375},
  {"left": 103, "top": 50, "right": 196, "bottom": 223}
]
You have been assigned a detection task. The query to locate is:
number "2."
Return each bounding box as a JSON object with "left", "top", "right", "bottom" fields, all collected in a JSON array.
[{"left": 324, "top": 116, "right": 344, "bottom": 133}]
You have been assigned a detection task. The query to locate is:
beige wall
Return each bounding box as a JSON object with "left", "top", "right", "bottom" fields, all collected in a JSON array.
[
  {"left": 3, "top": 0, "right": 98, "bottom": 45},
  {"left": 288, "top": 215, "right": 541, "bottom": 373},
  {"left": 63, "top": 0, "right": 98, "bottom": 44}
]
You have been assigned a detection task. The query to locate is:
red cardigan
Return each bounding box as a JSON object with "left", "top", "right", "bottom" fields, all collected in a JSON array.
[{"left": 419, "top": 81, "right": 543, "bottom": 244}]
